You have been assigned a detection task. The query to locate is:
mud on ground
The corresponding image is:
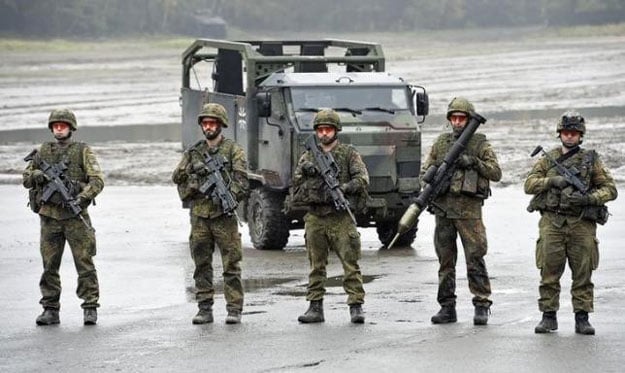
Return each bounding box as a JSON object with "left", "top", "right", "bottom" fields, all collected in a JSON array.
[{"left": 1, "top": 28, "right": 624, "bottom": 185}]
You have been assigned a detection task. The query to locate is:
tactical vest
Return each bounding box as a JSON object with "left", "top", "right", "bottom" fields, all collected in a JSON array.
[
  {"left": 527, "top": 148, "right": 608, "bottom": 223},
  {"left": 32, "top": 142, "right": 86, "bottom": 207},
  {"left": 38, "top": 141, "right": 87, "bottom": 182},
  {"left": 292, "top": 143, "right": 369, "bottom": 213},
  {"left": 433, "top": 133, "right": 491, "bottom": 199},
  {"left": 180, "top": 138, "right": 246, "bottom": 218}
]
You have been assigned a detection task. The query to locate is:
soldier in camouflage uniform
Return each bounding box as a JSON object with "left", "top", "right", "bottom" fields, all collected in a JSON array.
[
  {"left": 525, "top": 111, "right": 617, "bottom": 335},
  {"left": 22, "top": 109, "right": 104, "bottom": 326},
  {"left": 423, "top": 98, "right": 501, "bottom": 326},
  {"left": 172, "top": 103, "right": 249, "bottom": 325},
  {"left": 292, "top": 109, "right": 369, "bottom": 324}
]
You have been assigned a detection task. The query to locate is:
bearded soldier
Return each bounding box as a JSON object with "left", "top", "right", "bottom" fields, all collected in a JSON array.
[
  {"left": 525, "top": 111, "right": 617, "bottom": 335},
  {"left": 23, "top": 109, "right": 104, "bottom": 326},
  {"left": 424, "top": 97, "right": 501, "bottom": 326},
  {"left": 292, "top": 109, "right": 369, "bottom": 324},
  {"left": 172, "top": 103, "right": 249, "bottom": 325}
]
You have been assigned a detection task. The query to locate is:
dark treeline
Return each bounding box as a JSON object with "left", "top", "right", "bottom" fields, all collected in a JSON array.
[{"left": 1, "top": 0, "right": 625, "bottom": 38}]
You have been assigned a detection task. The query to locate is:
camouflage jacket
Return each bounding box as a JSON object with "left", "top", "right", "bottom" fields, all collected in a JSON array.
[
  {"left": 22, "top": 141, "right": 104, "bottom": 220},
  {"left": 524, "top": 146, "right": 617, "bottom": 224},
  {"left": 172, "top": 137, "right": 249, "bottom": 219},
  {"left": 291, "top": 141, "right": 369, "bottom": 216},
  {"left": 421, "top": 131, "right": 502, "bottom": 219}
]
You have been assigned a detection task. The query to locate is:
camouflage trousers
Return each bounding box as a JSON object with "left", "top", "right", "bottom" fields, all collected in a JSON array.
[
  {"left": 536, "top": 212, "right": 598, "bottom": 313},
  {"left": 39, "top": 214, "right": 99, "bottom": 309},
  {"left": 434, "top": 216, "right": 492, "bottom": 308},
  {"left": 304, "top": 212, "right": 365, "bottom": 305},
  {"left": 189, "top": 213, "right": 243, "bottom": 312}
]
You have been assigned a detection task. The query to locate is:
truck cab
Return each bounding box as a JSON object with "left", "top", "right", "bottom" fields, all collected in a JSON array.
[{"left": 180, "top": 39, "right": 428, "bottom": 249}]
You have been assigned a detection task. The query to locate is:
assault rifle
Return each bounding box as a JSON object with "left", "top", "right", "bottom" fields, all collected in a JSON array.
[
  {"left": 530, "top": 145, "right": 587, "bottom": 192},
  {"left": 387, "top": 112, "right": 487, "bottom": 248},
  {"left": 197, "top": 152, "right": 240, "bottom": 220},
  {"left": 24, "top": 149, "right": 93, "bottom": 231},
  {"left": 304, "top": 135, "right": 357, "bottom": 225},
  {"left": 529, "top": 145, "right": 609, "bottom": 224}
]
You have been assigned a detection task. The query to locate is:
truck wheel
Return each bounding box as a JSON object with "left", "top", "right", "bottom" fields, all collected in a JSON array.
[
  {"left": 376, "top": 221, "right": 417, "bottom": 248},
  {"left": 247, "top": 189, "right": 290, "bottom": 250}
]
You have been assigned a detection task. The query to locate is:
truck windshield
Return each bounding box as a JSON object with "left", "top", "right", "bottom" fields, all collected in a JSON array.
[
  {"left": 290, "top": 86, "right": 413, "bottom": 128},
  {"left": 292, "top": 86, "right": 409, "bottom": 112}
]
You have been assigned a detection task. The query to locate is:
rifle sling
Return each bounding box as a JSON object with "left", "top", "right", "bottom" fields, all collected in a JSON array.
[
  {"left": 555, "top": 146, "right": 580, "bottom": 163},
  {"left": 546, "top": 145, "right": 580, "bottom": 172}
]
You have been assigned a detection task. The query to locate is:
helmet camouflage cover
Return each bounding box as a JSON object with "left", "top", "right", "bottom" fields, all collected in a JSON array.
[
  {"left": 313, "top": 108, "right": 341, "bottom": 131},
  {"left": 198, "top": 103, "right": 228, "bottom": 127},
  {"left": 48, "top": 108, "right": 77, "bottom": 131},
  {"left": 557, "top": 110, "right": 585, "bottom": 134},
  {"left": 446, "top": 97, "right": 475, "bottom": 120}
]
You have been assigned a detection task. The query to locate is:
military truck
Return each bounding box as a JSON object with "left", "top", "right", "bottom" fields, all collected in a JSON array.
[{"left": 180, "top": 39, "right": 429, "bottom": 250}]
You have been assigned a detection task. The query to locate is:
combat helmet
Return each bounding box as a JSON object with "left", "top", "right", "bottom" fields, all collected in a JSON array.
[
  {"left": 48, "top": 109, "right": 77, "bottom": 131},
  {"left": 446, "top": 97, "right": 474, "bottom": 120},
  {"left": 197, "top": 103, "right": 228, "bottom": 127},
  {"left": 313, "top": 109, "right": 341, "bottom": 131},
  {"left": 557, "top": 111, "right": 585, "bottom": 134}
]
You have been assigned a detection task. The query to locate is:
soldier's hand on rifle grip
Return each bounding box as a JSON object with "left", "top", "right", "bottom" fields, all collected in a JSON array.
[
  {"left": 340, "top": 181, "right": 358, "bottom": 194},
  {"left": 548, "top": 175, "right": 569, "bottom": 189},
  {"left": 569, "top": 191, "right": 597, "bottom": 206},
  {"left": 301, "top": 161, "right": 318, "bottom": 177},
  {"left": 76, "top": 195, "right": 90, "bottom": 209},
  {"left": 32, "top": 169, "right": 48, "bottom": 185}
]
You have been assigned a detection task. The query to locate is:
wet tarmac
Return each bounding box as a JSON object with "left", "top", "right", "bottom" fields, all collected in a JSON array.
[
  {"left": 1, "top": 29, "right": 625, "bottom": 371},
  {"left": 1, "top": 184, "right": 624, "bottom": 372}
]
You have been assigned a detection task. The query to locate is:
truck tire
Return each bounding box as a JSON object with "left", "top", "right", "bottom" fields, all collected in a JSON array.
[
  {"left": 376, "top": 221, "right": 417, "bottom": 248},
  {"left": 247, "top": 188, "right": 290, "bottom": 250}
]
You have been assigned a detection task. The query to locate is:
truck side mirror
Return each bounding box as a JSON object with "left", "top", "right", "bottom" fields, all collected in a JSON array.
[
  {"left": 416, "top": 92, "right": 429, "bottom": 116},
  {"left": 256, "top": 92, "right": 271, "bottom": 118}
]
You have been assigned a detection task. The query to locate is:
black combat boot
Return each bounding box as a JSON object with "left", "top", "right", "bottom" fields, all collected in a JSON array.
[
  {"left": 473, "top": 305, "right": 489, "bottom": 325},
  {"left": 349, "top": 304, "right": 365, "bottom": 324},
  {"left": 225, "top": 310, "right": 242, "bottom": 324},
  {"left": 431, "top": 306, "right": 457, "bottom": 324},
  {"left": 83, "top": 308, "right": 97, "bottom": 325},
  {"left": 575, "top": 311, "right": 595, "bottom": 335},
  {"left": 298, "top": 300, "right": 324, "bottom": 323},
  {"left": 192, "top": 302, "right": 214, "bottom": 324},
  {"left": 36, "top": 308, "right": 60, "bottom": 326},
  {"left": 534, "top": 311, "right": 558, "bottom": 333}
]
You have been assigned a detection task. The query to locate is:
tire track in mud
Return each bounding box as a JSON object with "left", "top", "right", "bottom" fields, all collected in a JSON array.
[{"left": 1, "top": 33, "right": 625, "bottom": 185}]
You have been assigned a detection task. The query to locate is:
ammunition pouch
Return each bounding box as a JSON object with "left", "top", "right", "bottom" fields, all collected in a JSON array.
[
  {"left": 346, "top": 190, "right": 370, "bottom": 214},
  {"left": 292, "top": 178, "right": 333, "bottom": 206},
  {"left": 527, "top": 188, "right": 609, "bottom": 225},
  {"left": 176, "top": 181, "right": 194, "bottom": 203},
  {"left": 527, "top": 193, "right": 546, "bottom": 213},
  {"left": 581, "top": 205, "right": 609, "bottom": 225},
  {"left": 28, "top": 188, "right": 42, "bottom": 213},
  {"left": 449, "top": 169, "right": 490, "bottom": 199}
]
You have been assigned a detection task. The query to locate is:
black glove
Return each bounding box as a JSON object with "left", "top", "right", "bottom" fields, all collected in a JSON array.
[
  {"left": 301, "top": 161, "right": 318, "bottom": 177},
  {"left": 456, "top": 154, "right": 477, "bottom": 169},
  {"left": 76, "top": 195, "right": 91, "bottom": 209},
  {"left": 31, "top": 169, "right": 48, "bottom": 185},
  {"left": 569, "top": 191, "right": 597, "bottom": 206},
  {"left": 548, "top": 176, "right": 569, "bottom": 189},
  {"left": 187, "top": 177, "right": 200, "bottom": 192},
  {"left": 340, "top": 181, "right": 359, "bottom": 194}
]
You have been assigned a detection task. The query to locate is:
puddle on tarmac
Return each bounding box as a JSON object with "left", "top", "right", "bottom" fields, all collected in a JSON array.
[
  {"left": 186, "top": 277, "right": 301, "bottom": 300},
  {"left": 272, "top": 274, "right": 381, "bottom": 297}
]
